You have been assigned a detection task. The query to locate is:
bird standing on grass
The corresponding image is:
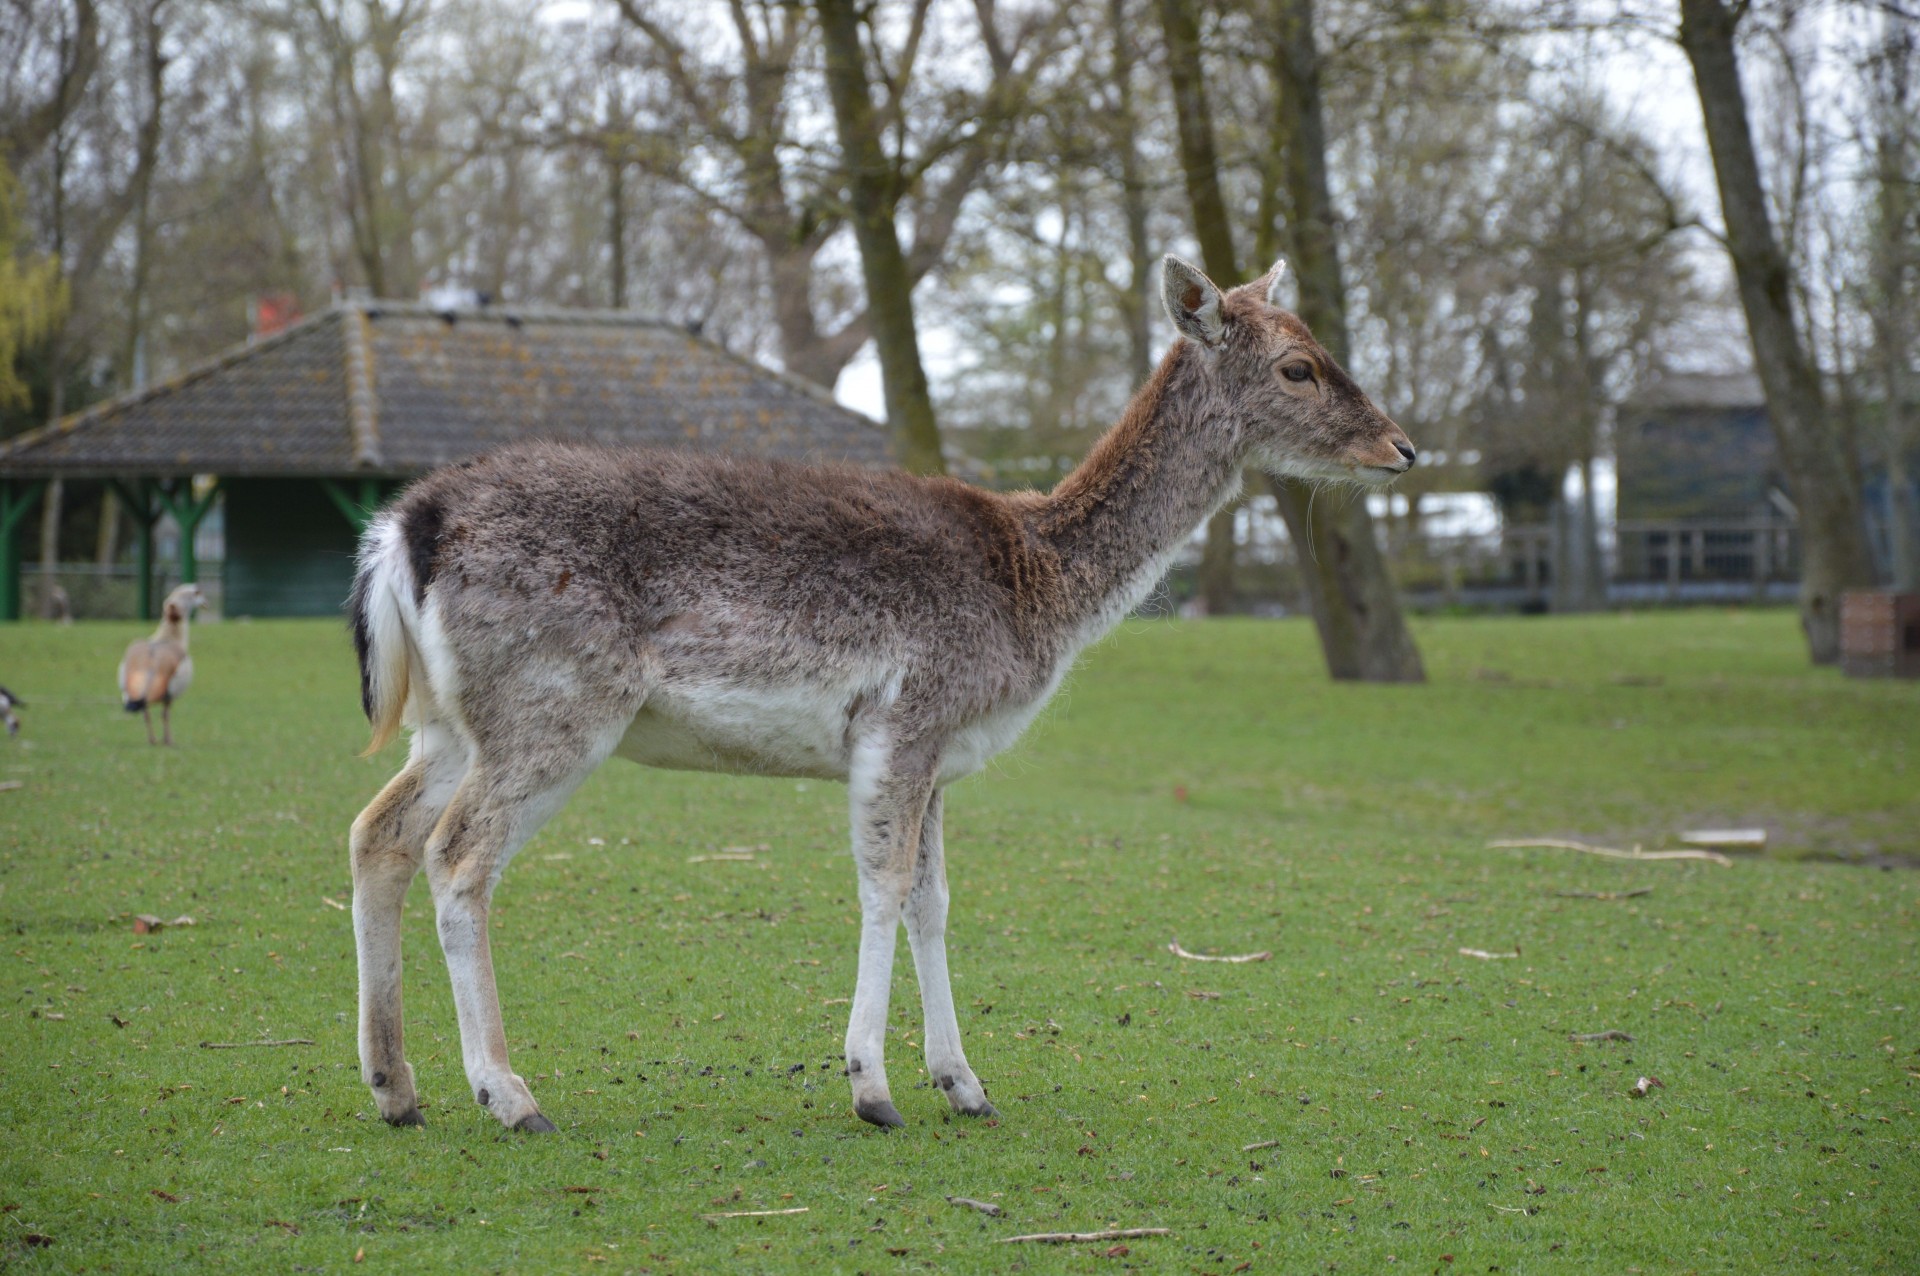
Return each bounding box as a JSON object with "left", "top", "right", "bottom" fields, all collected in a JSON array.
[{"left": 118, "top": 584, "right": 205, "bottom": 745}]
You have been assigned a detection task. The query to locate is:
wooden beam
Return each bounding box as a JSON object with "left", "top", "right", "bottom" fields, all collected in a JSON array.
[
  {"left": 320, "top": 478, "right": 386, "bottom": 532},
  {"left": 108, "top": 479, "right": 161, "bottom": 620},
  {"left": 153, "top": 478, "right": 221, "bottom": 589},
  {"left": 1, "top": 480, "right": 49, "bottom": 621}
]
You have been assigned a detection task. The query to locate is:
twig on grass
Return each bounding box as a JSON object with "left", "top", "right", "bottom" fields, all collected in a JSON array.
[
  {"left": 1553, "top": 888, "right": 1653, "bottom": 900},
  {"left": 1569, "top": 1030, "right": 1634, "bottom": 1043},
  {"left": 1488, "top": 838, "right": 1731, "bottom": 867},
  {"left": 1168, "top": 941, "right": 1271, "bottom": 963},
  {"left": 946, "top": 1196, "right": 1003, "bottom": 1217},
  {"left": 0, "top": 780, "right": 23, "bottom": 793},
  {"left": 999, "top": 1228, "right": 1172, "bottom": 1244},
  {"left": 699, "top": 1207, "right": 809, "bottom": 1221},
  {"left": 688, "top": 852, "right": 756, "bottom": 863},
  {"left": 198, "top": 1039, "right": 315, "bottom": 1049},
  {"left": 1459, "top": 947, "right": 1519, "bottom": 960},
  {"left": 1243, "top": 1139, "right": 1281, "bottom": 1152}
]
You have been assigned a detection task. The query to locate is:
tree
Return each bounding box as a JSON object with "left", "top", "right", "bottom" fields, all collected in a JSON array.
[
  {"left": 1678, "top": 0, "right": 1876, "bottom": 662},
  {"left": 1859, "top": 12, "right": 1918, "bottom": 589},
  {"left": 814, "top": 0, "right": 946, "bottom": 473},
  {"left": 1158, "top": 0, "right": 1423, "bottom": 680}
]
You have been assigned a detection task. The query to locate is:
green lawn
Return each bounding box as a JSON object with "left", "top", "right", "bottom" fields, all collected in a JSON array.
[{"left": 0, "top": 610, "right": 1914, "bottom": 1273}]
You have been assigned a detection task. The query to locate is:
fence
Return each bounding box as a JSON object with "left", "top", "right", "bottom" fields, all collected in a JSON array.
[
  {"left": 19, "top": 563, "right": 225, "bottom": 622},
  {"left": 1397, "top": 518, "right": 1801, "bottom": 608},
  {"left": 1165, "top": 513, "right": 1805, "bottom": 614}
]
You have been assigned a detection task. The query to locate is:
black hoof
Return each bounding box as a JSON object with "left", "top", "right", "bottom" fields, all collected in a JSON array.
[
  {"left": 855, "top": 1099, "right": 906, "bottom": 1129},
  {"left": 959, "top": 1101, "right": 999, "bottom": 1119},
  {"left": 513, "top": 1112, "right": 558, "bottom": 1134},
  {"left": 384, "top": 1108, "right": 426, "bottom": 1128}
]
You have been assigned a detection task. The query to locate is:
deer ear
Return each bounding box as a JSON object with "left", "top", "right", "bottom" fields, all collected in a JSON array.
[
  {"left": 1263, "top": 258, "right": 1290, "bottom": 308},
  {"left": 1161, "top": 255, "right": 1226, "bottom": 349}
]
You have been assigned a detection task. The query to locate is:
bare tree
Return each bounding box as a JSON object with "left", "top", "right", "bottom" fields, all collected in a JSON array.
[
  {"left": 1158, "top": 0, "right": 1422, "bottom": 679},
  {"left": 1679, "top": 0, "right": 1876, "bottom": 662}
]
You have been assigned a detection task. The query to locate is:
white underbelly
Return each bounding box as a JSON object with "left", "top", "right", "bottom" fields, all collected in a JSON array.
[
  {"left": 614, "top": 682, "right": 861, "bottom": 780},
  {"left": 613, "top": 664, "right": 1069, "bottom": 787}
]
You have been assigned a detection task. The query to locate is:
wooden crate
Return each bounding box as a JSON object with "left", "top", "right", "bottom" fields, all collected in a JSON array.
[{"left": 1840, "top": 590, "right": 1920, "bottom": 678}]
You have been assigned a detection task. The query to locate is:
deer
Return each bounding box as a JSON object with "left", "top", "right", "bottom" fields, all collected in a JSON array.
[{"left": 345, "top": 255, "right": 1415, "bottom": 1133}]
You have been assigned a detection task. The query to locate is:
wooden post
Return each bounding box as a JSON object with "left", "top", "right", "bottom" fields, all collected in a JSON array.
[
  {"left": 1753, "top": 517, "right": 1770, "bottom": 601},
  {"left": 1, "top": 480, "right": 48, "bottom": 621},
  {"left": 320, "top": 478, "right": 389, "bottom": 532},
  {"left": 108, "top": 479, "right": 161, "bottom": 620},
  {"left": 1666, "top": 528, "right": 1682, "bottom": 600}
]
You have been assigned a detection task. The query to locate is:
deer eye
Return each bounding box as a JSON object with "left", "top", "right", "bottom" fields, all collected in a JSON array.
[{"left": 1282, "top": 362, "right": 1314, "bottom": 383}]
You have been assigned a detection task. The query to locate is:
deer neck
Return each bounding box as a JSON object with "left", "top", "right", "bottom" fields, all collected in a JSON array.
[{"left": 1030, "top": 344, "right": 1246, "bottom": 638}]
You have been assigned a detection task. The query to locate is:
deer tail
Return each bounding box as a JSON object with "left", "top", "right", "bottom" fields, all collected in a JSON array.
[{"left": 348, "top": 514, "right": 419, "bottom": 757}]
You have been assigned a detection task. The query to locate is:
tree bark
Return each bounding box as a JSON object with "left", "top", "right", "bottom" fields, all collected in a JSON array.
[
  {"left": 1679, "top": 0, "right": 1876, "bottom": 661},
  {"left": 1265, "top": 0, "right": 1423, "bottom": 680},
  {"left": 1108, "top": 0, "right": 1155, "bottom": 385},
  {"left": 1197, "top": 499, "right": 1240, "bottom": 614},
  {"left": 814, "top": 0, "right": 946, "bottom": 475},
  {"left": 1161, "top": 0, "right": 1426, "bottom": 677}
]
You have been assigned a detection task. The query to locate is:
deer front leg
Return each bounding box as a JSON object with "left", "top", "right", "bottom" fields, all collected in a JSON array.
[
  {"left": 904, "top": 790, "right": 995, "bottom": 1118},
  {"left": 844, "top": 739, "right": 937, "bottom": 1128}
]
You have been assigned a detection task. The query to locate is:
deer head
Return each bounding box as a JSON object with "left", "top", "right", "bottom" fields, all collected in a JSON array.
[{"left": 1160, "top": 255, "right": 1415, "bottom": 485}]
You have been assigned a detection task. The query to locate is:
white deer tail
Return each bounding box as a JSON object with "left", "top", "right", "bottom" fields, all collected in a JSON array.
[{"left": 348, "top": 515, "right": 418, "bottom": 757}]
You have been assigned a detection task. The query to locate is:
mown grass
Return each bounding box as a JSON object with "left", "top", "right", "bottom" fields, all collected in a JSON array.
[{"left": 0, "top": 609, "right": 1914, "bottom": 1273}]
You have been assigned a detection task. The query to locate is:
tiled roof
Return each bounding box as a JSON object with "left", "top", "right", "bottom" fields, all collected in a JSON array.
[
  {"left": 0, "top": 303, "right": 893, "bottom": 478},
  {"left": 1624, "top": 372, "right": 1766, "bottom": 413}
]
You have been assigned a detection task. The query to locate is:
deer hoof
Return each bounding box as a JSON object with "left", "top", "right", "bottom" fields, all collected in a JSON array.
[
  {"left": 958, "top": 1100, "right": 998, "bottom": 1119},
  {"left": 384, "top": 1108, "right": 426, "bottom": 1128},
  {"left": 513, "top": 1112, "right": 558, "bottom": 1134},
  {"left": 855, "top": 1098, "right": 906, "bottom": 1129}
]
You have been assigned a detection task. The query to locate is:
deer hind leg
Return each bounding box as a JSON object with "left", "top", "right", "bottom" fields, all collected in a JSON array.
[
  {"left": 425, "top": 714, "right": 629, "bottom": 1133},
  {"left": 142, "top": 706, "right": 155, "bottom": 745},
  {"left": 903, "top": 790, "right": 995, "bottom": 1118},
  {"left": 352, "top": 726, "right": 466, "bottom": 1126},
  {"left": 843, "top": 737, "right": 938, "bottom": 1128}
]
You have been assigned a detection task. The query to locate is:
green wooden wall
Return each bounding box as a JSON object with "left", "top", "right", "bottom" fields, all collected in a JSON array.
[{"left": 224, "top": 479, "right": 361, "bottom": 618}]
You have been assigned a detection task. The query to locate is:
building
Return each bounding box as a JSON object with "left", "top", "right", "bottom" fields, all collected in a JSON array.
[{"left": 0, "top": 302, "right": 892, "bottom": 618}]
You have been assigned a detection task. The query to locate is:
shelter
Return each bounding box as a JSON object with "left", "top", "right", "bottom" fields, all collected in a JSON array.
[
  {"left": 1615, "top": 372, "right": 1778, "bottom": 521},
  {"left": 0, "top": 302, "right": 892, "bottom": 618}
]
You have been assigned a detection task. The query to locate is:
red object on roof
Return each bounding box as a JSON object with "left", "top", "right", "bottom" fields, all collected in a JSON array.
[{"left": 253, "top": 293, "right": 302, "bottom": 338}]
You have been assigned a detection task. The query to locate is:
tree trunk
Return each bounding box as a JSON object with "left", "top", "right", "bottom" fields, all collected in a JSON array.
[
  {"left": 1158, "top": 0, "right": 1238, "bottom": 277},
  {"left": 37, "top": 478, "right": 62, "bottom": 615},
  {"left": 1197, "top": 499, "right": 1239, "bottom": 614},
  {"left": 607, "top": 149, "right": 626, "bottom": 310},
  {"left": 814, "top": 0, "right": 946, "bottom": 475},
  {"left": 1679, "top": 0, "right": 1876, "bottom": 661},
  {"left": 1578, "top": 455, "right": 1607, "bottom": 608},
  {"left": 1109, "top": 0, "right": 1155, "bottom": 385},
  {"left": 1266, "top": 0, "right": 1423, "bottom": 680}
]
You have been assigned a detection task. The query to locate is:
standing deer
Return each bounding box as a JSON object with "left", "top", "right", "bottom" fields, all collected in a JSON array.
[{"left": 346, "top": 256, "right": 1415, "bottom": 1132}]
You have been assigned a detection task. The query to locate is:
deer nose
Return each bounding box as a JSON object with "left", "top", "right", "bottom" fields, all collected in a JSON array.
[{"left": 1393, "top": 440, "right": 1416, "bottom": 466}]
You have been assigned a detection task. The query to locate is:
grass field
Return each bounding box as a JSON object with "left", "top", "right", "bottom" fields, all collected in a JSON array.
[{"left": 0, "top": 609, "right": 1915, "bottom": 1273}]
